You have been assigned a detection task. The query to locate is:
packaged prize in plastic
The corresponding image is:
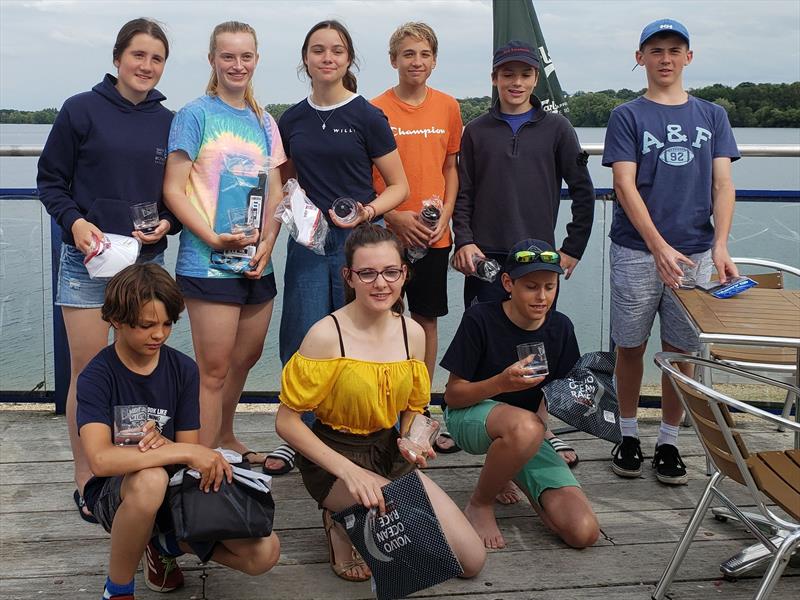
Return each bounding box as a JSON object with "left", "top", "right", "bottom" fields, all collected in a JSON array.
[
  {"left": 209, "top": 155, "right": 272, "bottom": 275},
  {"left": 274, "top": 179, "right": 329, "bottom": 255},
  {"left": 696, "top": 276, "right": 758, "bottom": 299},
  {"left": 83, "top": 233, "right": 141, "bottom": 279}
]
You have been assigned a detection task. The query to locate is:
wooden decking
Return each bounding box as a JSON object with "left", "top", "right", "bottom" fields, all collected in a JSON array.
[{"left": 1, "top": 409, "right": 798, "bottom": 599}]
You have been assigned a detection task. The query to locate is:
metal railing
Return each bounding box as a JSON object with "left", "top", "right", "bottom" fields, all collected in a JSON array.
[{"left": 1, "top": 143, "right": 798, "bottom": 413}]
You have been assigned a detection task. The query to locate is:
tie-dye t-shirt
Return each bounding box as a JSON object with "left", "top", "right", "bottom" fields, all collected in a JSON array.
[{"left": 168, "top": 95, "right": 287, "bottom": 278}]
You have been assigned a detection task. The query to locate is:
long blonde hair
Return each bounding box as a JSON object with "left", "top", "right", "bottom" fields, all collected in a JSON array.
[{"left": 206, "top": 21, "right": 263, "bottom": 121}]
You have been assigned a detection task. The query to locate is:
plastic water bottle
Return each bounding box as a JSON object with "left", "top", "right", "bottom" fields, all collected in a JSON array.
[
  {"left": 450, "top": 254, "right": 501, "bottom": 282},
  {"left": 406, "top": 204, "right": 441, "bottom": 263}
]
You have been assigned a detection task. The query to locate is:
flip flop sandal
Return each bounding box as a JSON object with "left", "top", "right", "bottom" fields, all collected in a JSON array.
[
  {"left": 262, "top": 444, "right": 296, "bottom": 476},
  {"left": 73, "top": 489, "right": 99, "bottom": 524},
  {"left": 241, "top": 451, "right": 268, "bottom": 466},
  {"left": 547, "top": 436, "right": 580, "bottom": 469},
  {"left": 432, "top": 431, "right": 462, "bottom": 454}
]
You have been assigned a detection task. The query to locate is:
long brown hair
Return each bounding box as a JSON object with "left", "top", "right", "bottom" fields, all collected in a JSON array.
[
  {"left": 206, "top": 21, "right": 263, "bottom": 121},
  {"left": 299, "top": 20, "right": 359, "bottom": 93},
  {"left": 343, "top": 223, "right": 405, "bottom": 314},
  {"left": 113, "top": 18, "right": 169, "bottom": 63}
]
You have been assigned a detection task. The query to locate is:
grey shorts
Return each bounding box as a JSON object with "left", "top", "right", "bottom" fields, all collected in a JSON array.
[
  {"left": 89, "top": 473, "right": 216, "bottom": 563},
  {"left": 610, "top": 242, "right": 712, "bottom": 352}
]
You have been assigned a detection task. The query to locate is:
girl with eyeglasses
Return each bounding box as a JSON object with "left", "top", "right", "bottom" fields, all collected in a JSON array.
[{"left": 275, "top": 224, "right": 486, "bottom": 583}]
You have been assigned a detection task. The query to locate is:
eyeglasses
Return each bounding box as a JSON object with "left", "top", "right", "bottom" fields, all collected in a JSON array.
[
  {"left": 513, "top": 249, "right": 561, "bottom": 264},
  {"left": 350, "top": 267, "right": 405, "bottom": 284}
]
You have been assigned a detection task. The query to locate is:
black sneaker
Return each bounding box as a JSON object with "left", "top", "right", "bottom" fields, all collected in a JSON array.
[
  {"left": 652, "top": 443, "right": 688, "bottom": 485},
  {"left": 611, "top": 436, "right": 643, "bottom": 478}
]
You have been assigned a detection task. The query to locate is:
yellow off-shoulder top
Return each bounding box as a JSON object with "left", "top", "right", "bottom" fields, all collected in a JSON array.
[{"left": 280, "top": 353, "right": 431, "bottom": 435}]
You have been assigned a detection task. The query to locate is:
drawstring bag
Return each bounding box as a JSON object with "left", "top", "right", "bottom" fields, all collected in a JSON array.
[
  {"left": 543, "top": 351, "right": 622, "bottom": 444},
  {"left": 168, "top": 462, "right": 275, "bottom": 543},
  {"left": 333, "top": 471, "right": 463, "bottom": 600}
]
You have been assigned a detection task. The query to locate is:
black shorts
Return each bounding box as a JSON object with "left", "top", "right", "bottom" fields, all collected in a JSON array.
[
  {"left": 177, "top": 273, "right": 277, "bottom": 305},
  {"left": 86, "top": 473, "right": 217, "bottom": 563},
  {"left": 404, "top": 246, "right": 450, "bottom": 318}
]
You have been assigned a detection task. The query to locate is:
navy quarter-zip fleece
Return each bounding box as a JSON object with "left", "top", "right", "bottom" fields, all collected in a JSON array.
[{"left": 453, "top": 95, "right": 595, "bottom": 258}]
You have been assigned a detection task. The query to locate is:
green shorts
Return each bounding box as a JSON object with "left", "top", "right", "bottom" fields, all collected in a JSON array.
[{"left": 445, "top": 399, "right": 579, "bottom": 502}]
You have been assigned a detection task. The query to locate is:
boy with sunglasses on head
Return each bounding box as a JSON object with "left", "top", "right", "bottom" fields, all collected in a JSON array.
[
  {"left": 603, "top": 19, "right": 739, "bottom": 486},
  {"left": 451, "top": 40, "right": 595, "bottom": 308},
  {"left": 440, "top": 239, "right": 599, "bottom": 551}
]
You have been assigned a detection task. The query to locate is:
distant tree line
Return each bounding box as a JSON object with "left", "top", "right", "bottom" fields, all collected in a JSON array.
[{"left": 3, "top": 83, "right": 797, "bottom": 126}]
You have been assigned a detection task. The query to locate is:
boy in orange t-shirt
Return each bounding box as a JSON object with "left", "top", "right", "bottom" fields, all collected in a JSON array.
[{"left": 373, "top": 25, "right": 462, "bottom": 450}]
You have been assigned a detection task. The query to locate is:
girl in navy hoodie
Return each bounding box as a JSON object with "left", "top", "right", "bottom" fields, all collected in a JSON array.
[{"left": 37, "top": 18, "right": 175, "bottom": 523}]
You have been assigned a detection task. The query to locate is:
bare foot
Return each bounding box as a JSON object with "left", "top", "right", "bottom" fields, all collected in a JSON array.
[
  {"left": 495, "top": 480, "right": 523, "bottom": 505},
  {"left": 464, "top": 501, "right": 506, "bottom": 549},
  {"left": 434, "top": 434, "right": 456, "bottom": 451}
]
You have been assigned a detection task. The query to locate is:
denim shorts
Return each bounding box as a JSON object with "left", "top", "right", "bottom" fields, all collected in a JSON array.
[
  {"left": 444, "top": 400, "right": 579, "bottom": 501},
  {"left": 55, "top": 243, "right": 164, "bottom": 309},
  {"left": 610, "top": 242, "right": 712, "bottom": 352}
]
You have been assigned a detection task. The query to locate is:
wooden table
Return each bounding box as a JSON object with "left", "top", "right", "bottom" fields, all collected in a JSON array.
[{"left": 674, "top": 288, "right": 800, "bottom": 445}]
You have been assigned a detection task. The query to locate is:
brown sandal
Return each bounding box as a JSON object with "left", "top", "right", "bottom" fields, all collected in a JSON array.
[{"left": 322, "top": 509, "right": 371, "bottom": 582}]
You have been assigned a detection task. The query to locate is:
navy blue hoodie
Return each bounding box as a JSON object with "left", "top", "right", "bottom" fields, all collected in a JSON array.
[{"left": 37, "top": 74, "right": 177, "bottom": 254}]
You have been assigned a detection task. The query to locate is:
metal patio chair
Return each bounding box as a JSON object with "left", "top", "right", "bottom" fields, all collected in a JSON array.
[
  {"left": 709, "top": 258, "right": 799, "bottom": 430},
  {"left": 653, "top": 353, "right": 800, "bottom": 600}
]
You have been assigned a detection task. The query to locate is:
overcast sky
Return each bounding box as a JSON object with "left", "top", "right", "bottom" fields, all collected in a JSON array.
[{"left": 1, "top": 0, "right": 798, "bottom": 111}]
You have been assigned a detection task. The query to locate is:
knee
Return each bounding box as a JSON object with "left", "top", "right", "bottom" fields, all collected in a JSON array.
[
  {"left": 123, "top": 468, "right": 168, "bottom": 513},
  {"left": 458, "top": 545, "right": 487, "bottom": 579},
  {"left": 238, "top": 535, "right": 280, "bottom": 576},
  {"left": 200, "top": 364, "right": 229, "bottom": 391},
  {"left": 617, "top": 343, "right": 646, "bottom": 361},
  {"left": 238, "top": 348, "right": 264, "bottom": 371},
  {"left": 504, "top": 413, "right": 545, "bottom": 453},
  {"left": 560, "top": 515, "right": 600, "bottom": 549}
]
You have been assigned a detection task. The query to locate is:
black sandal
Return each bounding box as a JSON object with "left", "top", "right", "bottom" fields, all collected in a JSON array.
[
  {"left": 73, "top": 489, "right": 98, "bottom": 524},
  {"left": 432, "top": 432, "right": 462, "bottom": 454}
]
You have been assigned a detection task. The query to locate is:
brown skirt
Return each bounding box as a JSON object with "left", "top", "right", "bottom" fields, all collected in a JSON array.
[{"left": 298, "top": 421, "right": 416, "bottom": 506}]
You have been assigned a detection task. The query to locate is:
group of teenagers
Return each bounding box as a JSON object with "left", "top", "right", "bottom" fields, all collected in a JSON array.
[{"left": 37, "top": 13, "right": 741, "bottom": 600}]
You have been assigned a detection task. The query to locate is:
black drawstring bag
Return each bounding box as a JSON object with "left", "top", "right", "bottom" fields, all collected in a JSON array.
[
  {"left": 333, "top": 471, "right": 463, "bottom": 600},
  {"left": 168, "top": 464, "right": 275, "bottom": 543},
  {"left": 543, "top": 351, "right": 622, "bottom": 443}
]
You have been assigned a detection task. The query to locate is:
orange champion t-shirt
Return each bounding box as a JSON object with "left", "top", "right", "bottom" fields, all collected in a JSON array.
[{"left": 371, "top": 87, "right": 463, "bottom": 248}]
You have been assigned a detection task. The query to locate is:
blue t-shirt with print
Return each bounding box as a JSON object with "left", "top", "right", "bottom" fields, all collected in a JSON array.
[
  {"left": 77, "top": 344, "right": 200, "bottom": 441},
  {"left": 602, "top": 95, "right": 739, "bottom": 254},
  {"left": 440, "top": 301, "right": 580, "bottom": 414},
  {"left": 278, "top": 94, "right": 396, "bottom": 220}
]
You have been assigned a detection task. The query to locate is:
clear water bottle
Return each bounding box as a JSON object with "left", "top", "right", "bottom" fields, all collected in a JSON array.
[
  {"left": 450, "top": 254, "right": 501, "bottom": 282},
  {"left": 406, "top": 204, "right": 441, "bottom": 263}
]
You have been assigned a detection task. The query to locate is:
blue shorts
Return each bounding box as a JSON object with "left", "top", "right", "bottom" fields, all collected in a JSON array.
[
  {"left": 444, "top": 400, "right": 579, "bottom": 501},
  {"left": 55, "top": 244, "right": 164, "bottom": 309},
  {"left": 610, "top": 242, "right": 712, "bottom": 352},
  {"left": 177, "top": 273, "right": 277, "bottom": 305}
]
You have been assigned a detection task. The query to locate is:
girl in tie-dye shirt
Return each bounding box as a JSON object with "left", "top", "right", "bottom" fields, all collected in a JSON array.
[{"left": 164, "top": 21, "right": 285, "bottom": 463}]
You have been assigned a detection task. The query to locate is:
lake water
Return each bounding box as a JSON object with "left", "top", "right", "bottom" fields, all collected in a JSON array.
[{"left": 1, "top": 124, "right": 798, "bottom": 394}]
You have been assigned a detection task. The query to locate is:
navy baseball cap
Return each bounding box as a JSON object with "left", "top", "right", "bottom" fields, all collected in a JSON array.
[
  {"left": 492, "top": 40, "right": 540, "bottom": 70},
  {"left": 504, "top": 239, "right": 563, "bottom": 280},
  {"left": 639, "top": 19, "right": 690, "bottom": 48}
]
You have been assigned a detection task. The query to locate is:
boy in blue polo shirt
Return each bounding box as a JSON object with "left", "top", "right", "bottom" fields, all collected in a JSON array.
[
  {"left": 78, "top": 264, "right": 279, "bottom": 599},
  {"left": 603, "top": 19, "right": 739, "bottom": 485},
  {"left": 441, "top": 239, "right": 599, "bottom": 550}
]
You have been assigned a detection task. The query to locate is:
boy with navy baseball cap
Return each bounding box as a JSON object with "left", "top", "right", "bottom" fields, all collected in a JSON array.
[
  {"left": 440, "top": 239, "right": 599, "bottom": 550},
  {"left": 603, "top": 19, "right": 739, "bottom": 485}
]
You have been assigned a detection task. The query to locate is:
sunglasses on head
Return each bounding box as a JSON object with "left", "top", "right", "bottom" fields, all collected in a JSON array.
[{"left": 513, "top": 249, "right": 561, "bottom": 265}]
